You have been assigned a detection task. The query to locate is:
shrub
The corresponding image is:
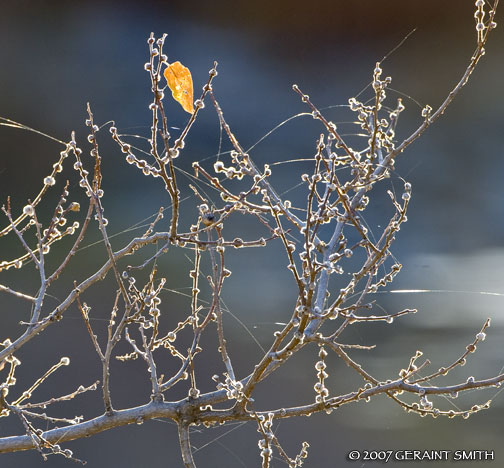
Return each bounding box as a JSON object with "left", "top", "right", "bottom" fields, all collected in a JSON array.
[{"left": 0, "top": 1, "right": 501, "bottom": 466}]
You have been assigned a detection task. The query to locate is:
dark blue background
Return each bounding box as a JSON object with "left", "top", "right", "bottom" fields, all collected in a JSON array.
[{"left": 1, "top": 1, "right": 503, "bottom": 467}]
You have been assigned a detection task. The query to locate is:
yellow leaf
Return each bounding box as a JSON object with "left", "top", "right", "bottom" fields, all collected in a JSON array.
[{"left": 164, "top": 61, "right": 194, "bottom": 114}]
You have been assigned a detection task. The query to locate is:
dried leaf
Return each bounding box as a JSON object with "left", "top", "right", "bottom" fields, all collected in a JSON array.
[{"left": 164, "top": 61, "right": 194, "bottom": 114}]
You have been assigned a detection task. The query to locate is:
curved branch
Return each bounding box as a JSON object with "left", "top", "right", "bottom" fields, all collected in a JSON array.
[{"left": 0, "top": 401, "right": 177, "bottom": 454}]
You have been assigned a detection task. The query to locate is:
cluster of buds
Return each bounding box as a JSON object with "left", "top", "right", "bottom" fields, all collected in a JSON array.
[
  {"left": 314, "top": 347, "right": 329, "bottom": 403},
  {"left": 213, "top": 374, "right": 245, "bottom": 402}
]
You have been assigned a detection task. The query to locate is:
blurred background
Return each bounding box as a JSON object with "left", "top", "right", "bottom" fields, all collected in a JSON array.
[{"left": 1, "top": 0, "right": 503, "bottom": 467}]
